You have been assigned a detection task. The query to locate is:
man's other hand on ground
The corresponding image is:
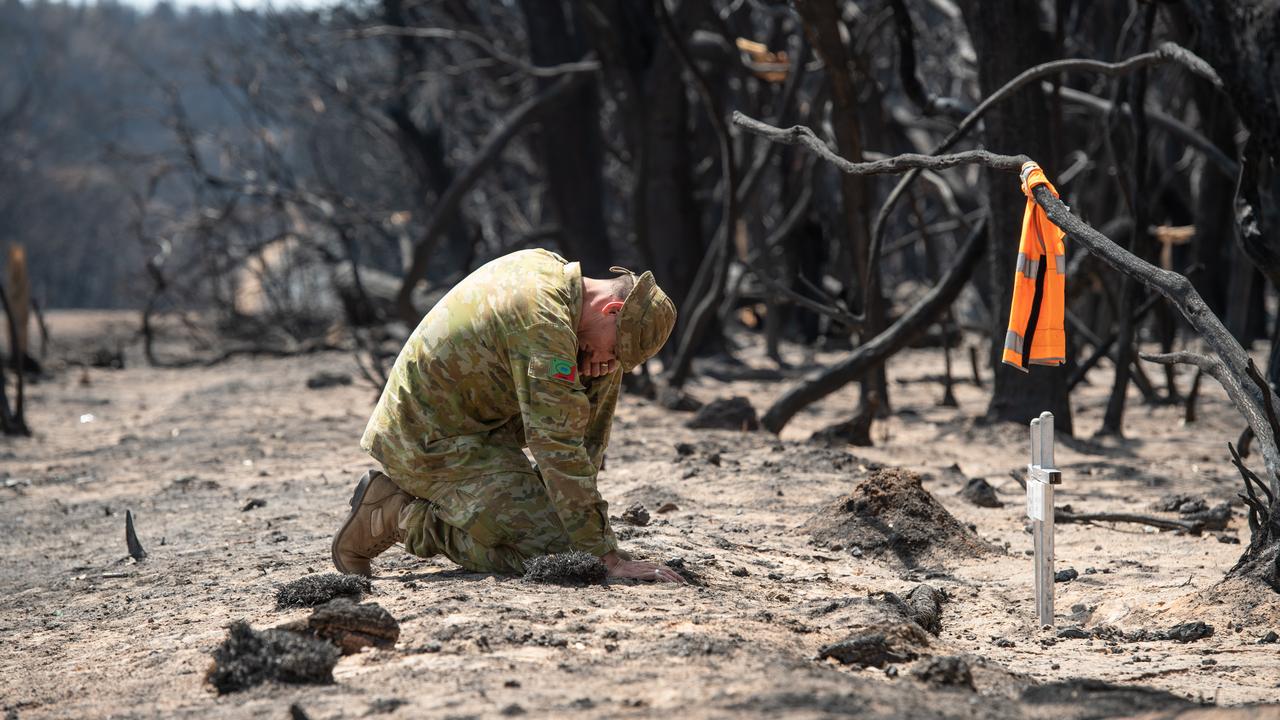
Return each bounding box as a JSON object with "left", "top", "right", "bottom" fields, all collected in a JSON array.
[{"left": 601, "top": 551, "right": 686, "bottom": 583}]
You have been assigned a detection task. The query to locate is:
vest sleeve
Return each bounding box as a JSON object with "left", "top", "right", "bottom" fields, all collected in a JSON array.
[{"left": 508, "top": 324, "right": 618, "bottom": 557}]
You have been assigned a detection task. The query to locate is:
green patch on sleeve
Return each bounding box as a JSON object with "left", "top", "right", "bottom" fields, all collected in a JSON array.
[{"left": 529, "top": 353, "right": 579, "bottom": 387}]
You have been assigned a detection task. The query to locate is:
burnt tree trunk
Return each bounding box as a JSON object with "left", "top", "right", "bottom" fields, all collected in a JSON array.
[
  {"left": 960, "top": 0, "right": 1074, "bottom": 435},
  {"left": 643, "top": 13, "right": 706, "bottom": 315},
  {"left": 1172, "top": 0, "right": 1280, "bottom": 590},
  {"left": 520, "top": 0, "right": 612, "bottom": 275},
  {"left": 1100, "top": 4, "right": 1157, "bottom": 436},
  {"left": 578, "top": 0, "right": 705, "bottom": 318},
  {"left": 795, "top": 0, "right": 887, "bottom": 438},
  {"left": 382, "top": 0, "right": 473, "bottom": 281},
  {"left": 0, "top": 280, "right": 30, "bottom": 436}
]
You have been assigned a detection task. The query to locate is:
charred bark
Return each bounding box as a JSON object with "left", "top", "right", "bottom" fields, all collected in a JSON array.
[
  {"left": 959, "top": 0, "right": 1073, "bottom": 435},
  {"left": 0, "top": 280, "right": 30, "bottom": 436},
  {"left": 381, "top": 0, "right": 474, "bottom": 279},
  {"left": 794, "top": 0, "right": 888, "bottom": 431},
  {"left": 578, "top": 0, "right": 706, "bottom": 319},
  {"left": 520, "top": 0, "right": 611, "bottom": 275},
  {"left": 656, "top": 0, "right": 738, "bottom": 388}
]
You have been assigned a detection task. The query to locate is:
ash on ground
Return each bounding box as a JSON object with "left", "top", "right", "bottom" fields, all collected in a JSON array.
[
  {"left": 523, "top": 552, "right": 608, "bottom": 585},
  {"left": 276, "top": 573, "right": 372, "bottom": 608},
  {"left": 206, "top": 621, "right": 340, "bottom": 694},
  {"left": 802, "top": 468, "right": 992, "bottom": 566}
]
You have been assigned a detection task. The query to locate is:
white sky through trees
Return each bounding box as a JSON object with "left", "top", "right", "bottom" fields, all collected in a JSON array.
[{"left": 112, "top": 0, "right": 329, "bottom": 11}]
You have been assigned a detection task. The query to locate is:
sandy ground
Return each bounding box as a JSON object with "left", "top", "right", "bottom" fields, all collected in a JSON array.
[{"left": 1, "top": 310, "right": 1278, "bottom": 719}]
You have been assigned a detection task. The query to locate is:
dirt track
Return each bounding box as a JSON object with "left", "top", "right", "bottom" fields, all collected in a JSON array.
[{"left": 2, "top": 311, "right": 1278, "bottom": 719}]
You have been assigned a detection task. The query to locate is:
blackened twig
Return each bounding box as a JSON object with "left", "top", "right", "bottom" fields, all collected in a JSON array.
[
  {"left": 1057, "top": 509, "right": 1207, "bottom": 534},
  {"left": 868, "top": 43, "right": 1223, "bottom": 319},
  {"left": 734, "top": 112, "right": 1029, "bottom": 177},
  {"left": 125, "top": 510, "right": 148, "bottom": 561}
]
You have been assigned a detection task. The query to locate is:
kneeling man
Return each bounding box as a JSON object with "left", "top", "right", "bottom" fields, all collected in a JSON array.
[{"left": 332, "top": 249, "right": 683, "bottom": 583}]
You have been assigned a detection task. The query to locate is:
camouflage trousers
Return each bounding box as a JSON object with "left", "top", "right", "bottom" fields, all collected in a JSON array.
[{"left": 392, "top": 469, "right": 573, "bottom": 574}]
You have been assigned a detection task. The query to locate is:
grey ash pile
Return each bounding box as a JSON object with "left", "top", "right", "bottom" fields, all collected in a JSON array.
[
  {"left": 206, "top": 622, "right": 341, "bottom": 694},
  {"left": 803, "top": 468, "right": 992, "bottom": 566},
  {"left": 276, "top": 573, "right": 372, "bottom": 608}
]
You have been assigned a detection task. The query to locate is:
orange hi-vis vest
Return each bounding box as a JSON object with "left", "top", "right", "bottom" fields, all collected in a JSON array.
[{"left": 1003, "top": 161, "right": 1066, "bottom": 371}]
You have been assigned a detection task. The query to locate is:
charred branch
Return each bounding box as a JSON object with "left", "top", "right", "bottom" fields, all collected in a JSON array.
[
  {"left": 869, "top": 42, "right": 1223, "bottom": 319},
  {"left": 760, "top": 217, "right": 986, "bottom": 432},
  {"left": 656, "top": 0, "right": 740, "bottom": 389},
  {"left": 736, "top": 107, "right": 1280, "bottom": 471},
  {"left": 1057, "top": 509, "right": 1213, "bottom": 535},
  {"left": 734, "top": 112, "right": 1028, "bottom": 179}
]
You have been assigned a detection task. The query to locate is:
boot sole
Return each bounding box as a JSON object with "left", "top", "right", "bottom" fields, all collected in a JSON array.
[{"left": 331, "top": 470, "right": 375, "bottom": 575}]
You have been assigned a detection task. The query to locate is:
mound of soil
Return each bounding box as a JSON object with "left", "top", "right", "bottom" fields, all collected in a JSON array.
[
  {"left": 655, "top": 384, "right": 703, "bottom": 412},
  {"left": 523, "top": 552, "right": 608, "bottom": 585},
  {"left": 206, "top": 621, "right": 340, "bottom": 694},
  {"left": 802, "top": 468, "right": 992, "bottom": 566},
  {"left": 305, "top": 371, "right": 352, "bottom": 389},
  {"left": 1143, "top": 573, "right": 1280, "bottom": 629},
  {"left": 276, "top": 573, "right": 372, "bottom": 608}
]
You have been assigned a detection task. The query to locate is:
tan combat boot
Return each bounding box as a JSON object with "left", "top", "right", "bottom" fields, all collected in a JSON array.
[{"left": 332, "top": 470, "right": 411, "bottom": 576}]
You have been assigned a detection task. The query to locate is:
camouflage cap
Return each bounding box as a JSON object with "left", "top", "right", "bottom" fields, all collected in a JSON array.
[{"left": 610, "top": 266, "right": 677, "bottom": 372}]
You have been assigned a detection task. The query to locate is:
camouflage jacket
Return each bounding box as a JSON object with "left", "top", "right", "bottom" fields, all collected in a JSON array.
[{"left": 361, "top": 249, "right": 620, "bottom": 556}]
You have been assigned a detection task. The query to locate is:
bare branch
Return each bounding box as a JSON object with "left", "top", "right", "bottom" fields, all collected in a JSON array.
[
  {"left": 761, "top": 218, "right": 986, "bottom": 432},
  {"left": 1057, "top": 509, "right": 1211, "bottom": 534},
  {"left": 868, "top": 42, "right": 1224, "bottom": 315},
  {"left": 733, "top": 112, "right": 1029, "bottom": 176},
  {"left": 1049, "top": 84, "right": 1238, "bottom": 179}
]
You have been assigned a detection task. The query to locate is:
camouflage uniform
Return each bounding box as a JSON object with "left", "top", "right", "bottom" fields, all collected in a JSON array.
[{"left": 361, "top": 249, "right": 621, "bottom": 572}]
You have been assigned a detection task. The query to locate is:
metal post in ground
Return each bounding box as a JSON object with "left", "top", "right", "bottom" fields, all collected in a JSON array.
[{"left": 1026, "top": 411, "right": 1061, "bottom": 627}]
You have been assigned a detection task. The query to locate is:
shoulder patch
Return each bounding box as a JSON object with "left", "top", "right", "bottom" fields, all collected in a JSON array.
[{"left": 529, "top": 354, "right": 579, "bottom": 387}]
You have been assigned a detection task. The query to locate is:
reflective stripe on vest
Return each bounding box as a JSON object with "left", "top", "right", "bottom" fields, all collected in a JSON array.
[{"left": 1002, "top": 161, "right": 1067, "bottom": 372}]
